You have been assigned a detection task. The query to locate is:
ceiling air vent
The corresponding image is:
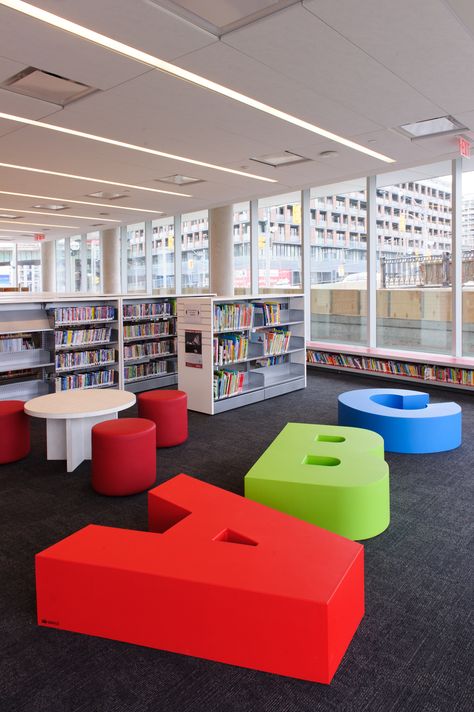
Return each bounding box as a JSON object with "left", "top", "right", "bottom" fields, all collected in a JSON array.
[
  {"left": 155, "top": 174, "right": 204, "bottom": 186},
  {"left": 2, "top": 67, "right": 97, "bottom": 106}
]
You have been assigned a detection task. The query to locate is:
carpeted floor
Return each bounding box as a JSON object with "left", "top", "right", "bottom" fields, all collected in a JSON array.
[{"left": 0, "top": 371, "right": 472, "bottom": 712}]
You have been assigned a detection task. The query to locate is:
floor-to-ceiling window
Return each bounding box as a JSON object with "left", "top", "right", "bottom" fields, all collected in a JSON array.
[
  {"left": 55, "top": 238, "right": 66, "bottom": 292},
  {"left": 69, "top": 236, "right": 82, "bottom": 292},
  {"left": 127, "top": 222, "right": 146, "bottom": 293},
  {"left": 462, "top": 166, "right": 474, "bottom": 356},
  {"left": 376, "top": 164, "right": 452, "bottom": 354},
  {"left": 258, "top": 192, "right": 302, "bottom": 293},
  {"left": 233, "top": 202, "right": 251, "bottom": 294},
  {"left": 181, "top": 210, "right": 209, "bottom": 292},
  {"left": 17, "top": 242, "right": 41, "bottom": 291},
  {"left": 309, "top": 180, "right": 367, "bottom": 344},
  {"left": 86, "top": 231, "right": 101, "bottom": 293},
  {"left": 0, "top": 242, "right": 16, "bottom": 288},
  {"left": 152, "top": 217, "right": 175, "bottom": 293}
]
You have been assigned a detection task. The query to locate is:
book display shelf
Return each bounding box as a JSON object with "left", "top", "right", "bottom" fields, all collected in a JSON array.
[
  {"left": 47, "top": 299, "right": 120, "bottom": 392},
  {"left": 0, "top": 301, "right": 54, "bottom": 400},
  {"left": 307, "top": 342, "right": 474, "bottom": 391},
  {"left": 177, "top": 295, "right": 306, "bottom": 414},
  {"left": 122, "top": 297, "right": 177, "bottom": 393}
]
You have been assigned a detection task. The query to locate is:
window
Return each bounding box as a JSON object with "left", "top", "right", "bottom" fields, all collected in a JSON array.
[
  {"left": 462, "top": 166, "right": 474, "bottom": 356},
  {"left": 258, "top": 192, "right": 302, "bottom": 293},
  {"left": 376, "top": 163, "right": 452, "bottom": 354},
  {"left": 181, "top": 210, "right": 209, "bottom": 292},
  {"left": 55, "top": 239, "right": 66, "bottom": 292},
  {"left": 233, "top": 202, "right": 250, "bottom": 294},
  {"left": 152, "top": 217, "right": 175, "bottom": 293},
  {"left": 127, "top": 222, "right": 146, "bottom": 293},
  {"left": 310, "top": 179, "right": 367, "bottom": 345},
  {"left": 86, "top": 232, "right": 101, "bottom": 293},
  {"left": 69, "top": 236, "right": 82, "bottom": 292}
]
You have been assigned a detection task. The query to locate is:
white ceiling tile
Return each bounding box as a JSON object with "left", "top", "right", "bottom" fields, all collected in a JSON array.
[
  {"left": 223, "top": 4, "right": 444, "bottom": 127},
  {"left": 304, "top": 0, "right": 474, "bottom": 115}
]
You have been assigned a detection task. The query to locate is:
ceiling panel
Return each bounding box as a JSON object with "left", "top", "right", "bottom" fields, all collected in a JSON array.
[
  {"left": 304, "top": 0, "right": 474, "bottom": 115},
  {"left": 0, "top": 88, "right": 61, "bottom": 138},
  {"left": 223, "top": 3, "right": 444, "bottom": 127}
]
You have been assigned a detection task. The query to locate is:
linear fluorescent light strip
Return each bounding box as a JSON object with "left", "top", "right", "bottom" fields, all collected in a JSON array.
[
  {"left": 0, "top": 161, "right": 189, "bottom": 196},
  {"left": 0, "top": 227, "right": 35, "bottom": 234},
  {"left": 0, "top": 111, "right": 276, "bottom": 183},
  {"left": 0, "top": 190, "right": 162, "bottom": 214},
  {"left": 0, "top": 0, "right": 395, "bottom": 164},
  {"left": 0, "top": 206, "right": 120, "bottom": 222},
  {"left": 0, "top": 219, "right": 79, "bottom": 228}
]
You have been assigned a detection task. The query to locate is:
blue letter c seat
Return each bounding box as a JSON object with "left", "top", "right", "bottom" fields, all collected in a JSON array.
[{"left": 338, "top": 388, "right": 462, "bottom": 453}]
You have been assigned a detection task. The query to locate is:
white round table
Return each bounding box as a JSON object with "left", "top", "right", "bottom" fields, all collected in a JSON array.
[{"left": 25, "top": 389, "right": 136, "bottom": 472}]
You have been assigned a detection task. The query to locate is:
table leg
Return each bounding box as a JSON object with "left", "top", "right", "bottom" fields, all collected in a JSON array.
[
  {"left": 65, "top": 412, "right": 118, "bottom": 473},
  {"left": 46, "top": 419, "right": 67, "bottom": 460}
]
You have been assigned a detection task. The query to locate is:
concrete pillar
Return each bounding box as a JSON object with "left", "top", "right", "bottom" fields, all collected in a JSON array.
[
  {"left": 41, "top": 240, "right": 56, "bottom": 292},
  {"left": 101, "top": 228, "right": 121, "bottom": 294},
  {"left": 209, "top": 205, "right": 234, "bottom": 296}
]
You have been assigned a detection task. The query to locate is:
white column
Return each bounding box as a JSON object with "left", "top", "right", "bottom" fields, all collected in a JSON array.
[
  {"left": 250, "top": 199, "right": 259, "bottom": 295},
  {"left": 366, "top": 175, "right": 377, "bottom": 348},
  {"left": 452, "top": 158, "right": 462, "bottom": 357},
  {"left": 209, "top": 205, "right": 234, "bottom": 297},
  {"left": 101, "top": 228, "right": 121, "bottom": 294},
  {"left": 301, "top": 189, "right": 311, "bottom": 341},
  {"left": 41, "top": 240, "right": 56, "bottom": 292}
]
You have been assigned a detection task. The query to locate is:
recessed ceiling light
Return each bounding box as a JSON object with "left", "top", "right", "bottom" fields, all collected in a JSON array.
[
  {"left": 398, "top": 115, "right": 467, "bottom": 140},
  {"left": 0, "top": 219, "right": 78, "bottom": 228},
  {"left": 31, "top": 203, "right": 68, "bottom": 211},
  {"left": 0, "top": 212, "right": 21, "bottom": 219},
  {"left": 250, "top": 151, "right": 310, "bottom": 168},
  {"left": 0, "top": 206, "right": 120, "bottom": 223},
  {"left": 0, "top": 111, "right": 278, "bottom": 183},
  {"left": 0, "top": 227, "right": 35, "bottom": 234},
  {"left": 0, "top": 0, "right": 395, "bottom": 163},
  {"left": 0, "top": 161, "right": 191, "bottom": 196},
  {"left": 0, "top": 190, "right": 162, "bottom": 214},
  {"left": 156, "top": 175, "right": 204, "bottom": 185}
]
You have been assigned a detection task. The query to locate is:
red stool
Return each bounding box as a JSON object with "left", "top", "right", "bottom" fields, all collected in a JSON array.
[
  {"left": 137, "top": 390, "right": 188, "bottom": 448},
  {"left": 0, "top": 400, "right": 30, "bottom": 464},
  {"left": 91, "top": 418, "right": 156, "bottom": 496}
]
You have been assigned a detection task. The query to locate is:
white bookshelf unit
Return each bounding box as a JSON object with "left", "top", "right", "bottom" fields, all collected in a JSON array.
[
  {"left": 47, "top": 299, "right": 120, "bottom": 392},
  {"left": 177, "top": 294, "right": 306, "bottom": 414},
  {"left": 307, "top": 342, "right": 474, "bottom": 391},
  {"left": 0, "top": 302, "right": 54, "bottom": 400},
  {"left": 122, "top": 296, "right": 178, "bottom": 393}
]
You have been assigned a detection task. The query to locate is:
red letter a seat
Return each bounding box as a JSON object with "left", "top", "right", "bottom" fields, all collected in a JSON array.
[{"left": 36, "top": 474, "right": 364, "bottom": 684}]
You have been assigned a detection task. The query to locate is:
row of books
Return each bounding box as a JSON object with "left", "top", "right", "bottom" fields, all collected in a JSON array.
[
  {"left": 123, "top": 322, "right": 173, "bottom": 339},
  {"left": 55, "top": 348, "right": 116, "bottom": 371},
  {"left": 213, "top": 334, "right": 249, "bottom": 365},
  {"left": 123, "top": 302, "right": 175, "bottom": 319},
  {"left": 213, "top": 369, "right": 245, "bottom": 400},
  {"left": 55, "top": 327, "right": 112, "bottom": 347},
  {"left": 124, "top": 359, "right": 175, "bottom": 382},
  {"left": 253, "top": 355, "right": 287, "bottom": 368},
  {"left": 55, "top": 369, "right": 115, "bottom": 391},
  {"left": 253, "top": 301, "right": 285, "bottom": 326},
  {"left": 262, "top": 329, "right": 291, "bottom": 355},
  {"left": 0, "top": 335, "right": 34, "bottom": 353},
  {"left": 306, "top": 350, "right": 474, "bottom": 386},
  {"left": 213, "top": 303, "right": 253, "bottom": 331},
  {"left": 52, "top": 306, "right": 115, "bottom": 323},
  {"left": 124, "top": 341, "right": 175, "bottom": 360}
]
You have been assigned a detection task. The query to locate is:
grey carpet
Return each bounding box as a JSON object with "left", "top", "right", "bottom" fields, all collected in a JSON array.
[{"left": 0, "top": 371, "right": 472, "bottom": 712}]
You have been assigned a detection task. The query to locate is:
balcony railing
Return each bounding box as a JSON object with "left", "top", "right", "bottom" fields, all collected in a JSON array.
[{"left": 381, "top": 251, "right": 474, "bottom": 287}]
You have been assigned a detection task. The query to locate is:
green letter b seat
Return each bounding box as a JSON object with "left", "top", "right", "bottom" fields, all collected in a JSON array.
[{"left": 245, "top": 423, "right": 389, "bottom": 541}]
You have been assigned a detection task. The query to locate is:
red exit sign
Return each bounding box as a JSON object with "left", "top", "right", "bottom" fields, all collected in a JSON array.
[
  {"left": 34, "top": 233, "right": 45, "bottom": 241},
  {"left": 458, "top": 136, "right": 471, "bottom": 158}
]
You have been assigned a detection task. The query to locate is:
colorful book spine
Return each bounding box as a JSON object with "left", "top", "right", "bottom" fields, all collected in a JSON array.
[
  {"left": 55, "top": 368, "right": 115, "bottom": 391},
  {"left": 123, "top": 301, "right": 175, "bottom": 319},
  {"left": 55, "top": 348, "right": 115, "bottom": 370},
  {"left": 213, "top": 303, "right": 253, "bottom": 331},
  {"left": 54, "top": 306, "right": 115, "bottom": 323},
  {"left": 213, "top": 334, "right": 249, "bottom": 365},
  {"left": 213, "top": 369, "right": 245, "bottom": 399},
  {"left": 55, "top": 327, "right": 112, "bottom": 347}
]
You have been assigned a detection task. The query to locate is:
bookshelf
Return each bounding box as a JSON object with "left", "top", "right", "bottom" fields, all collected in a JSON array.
[
  {"left": 47, "top": 300, "right": 120, "bottom": 392},
  {"left": 0, "top": 302, "right": 54, "bottom": 400},
  {"left": 122, "top": 297, "right": 177, "bottom": 393},
  {"left": 306, "top": 342, "right": 474, "bottom": 391},
  {"left": 177, "top": 295, "right": 306, "bottom": 414}
]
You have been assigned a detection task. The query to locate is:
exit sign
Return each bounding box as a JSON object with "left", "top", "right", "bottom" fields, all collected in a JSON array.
[
  {"left": 34, "top": 233, "right": 45, "bottom": 241},
  {"left": 458, "top": 136, "right": 471, "bottom": 158}
]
